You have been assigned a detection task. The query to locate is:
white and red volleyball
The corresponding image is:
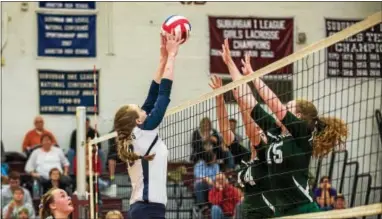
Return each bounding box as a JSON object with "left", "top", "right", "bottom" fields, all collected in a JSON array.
[{"left": 161, "top": 15, "right": 191, "bottom": 44}]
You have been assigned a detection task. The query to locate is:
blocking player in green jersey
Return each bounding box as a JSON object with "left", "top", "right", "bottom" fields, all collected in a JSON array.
[
  {"left": 219, "top": 39, "right": 348, "bottom": 217},
  {"left": 209, "top": 70, "right": 277, "bottom": 217}
]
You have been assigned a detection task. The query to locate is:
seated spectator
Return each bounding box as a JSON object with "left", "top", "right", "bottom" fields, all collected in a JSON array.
[
  {"left": 314, "top": 176, "right": 337, "bottom": 211},
  {"left": 22, "top": 116, "right": 57, "bottom": 153},
  {"left": 67, "top": 118, "right": 105, "bottom": 173},
  {"left": 2, "top": 187, "right": 35, "bottom": 219},
  {"left": 1, "top": 171, "right": 32, "bottom": 208},
  {"left": 41, "top": 168, "right": 67, "bottom": 194},
  {"left": 194, "top": 151, "right": 220, "bottom": 208},
  {"left": 104, "top": 128, "right": 120, "bottom": 197},
  {"left": 105, "top": 210, "right": 123, "bottom": 219},
  {"left": 24, "top": 134, "right": 71, "bottom": 189},
  {"left": 209, "top": 173, "right": 242, "bottom": 219},
  {"left": 333, "top": 193, "right": 346, "bottom": 210},
  {"left": 17, "top": 208, "right": 30, "bottom": 219},
  {"left": 191, "top": 117, "right": 234, "bottom": 170},
  {"left": 73, "top": 143, "right": 109, "bottom": 192}
]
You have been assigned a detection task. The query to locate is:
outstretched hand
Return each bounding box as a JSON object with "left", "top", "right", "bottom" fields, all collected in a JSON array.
[
  {"left": 165, "top": 30, "right": 184, "bottom": 57},
  {"left": 219, "top": 38, "right": 232, "bottom": 64},
  {"left": 241, "top": 53, "right": 254, "bottom": 76},
  {"left": 209, "top": 75, "right": 223, "bottom": 90}
]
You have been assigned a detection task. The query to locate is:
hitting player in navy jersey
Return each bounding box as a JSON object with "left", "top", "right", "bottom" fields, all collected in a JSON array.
[{"left": 113, "top": 32, "right": 183, "bottom": 219}]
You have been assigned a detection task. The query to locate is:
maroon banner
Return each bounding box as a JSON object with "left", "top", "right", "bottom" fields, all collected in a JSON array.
[
  {"left": 209, "top": 16, "right": 294, "bottom": 75},
  {"left": 326, "top": 19, "right": 382, "bottom": 77}
]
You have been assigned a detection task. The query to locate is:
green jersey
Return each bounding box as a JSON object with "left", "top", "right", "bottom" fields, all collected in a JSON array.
[
  {"left": 237, "top": 142, "right": 276, "bottom": 218},
  {"left": 251, "top": 104, "right": 315, "bottom": 214}
]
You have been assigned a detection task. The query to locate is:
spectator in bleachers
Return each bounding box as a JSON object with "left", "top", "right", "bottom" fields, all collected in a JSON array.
[
  {"left": 17, "top": 208, "right": 30, "bottom": 219},
  {"left": 67, "top": 118, "right": 105, "bottom": 173},
  {"left": 2, "top": 187, "right": 35, "bottom": 219},
  {"left": 314, "top": 176, "right": 337, "bottom": 211},
  {"left": 333, "top": 193, "right": 346, "bottom": 210},
  {"left": 194, "top": 151, "right": 220, "bottom": 209},
  {"left": 229, "top": 118, "right": 243, "bottom": 144},
  {"left": 22, "top": 116, "right": 57, "bottom": 152},
  {"left": 24, "top": 134, "right": 71, "bottom": 187},
  {"left": 105, "top": 210, "right": 123, "bottom": 219},
  {"left": 1, "top": 171, "right": 32, "bottom": 208},
  {"left": 41, "top": 168, "right": 67, "bottom": 194},
  {"left": 208, "top": 173, "right": 242, "bottom": 219},
  {"left": 191, "top": 117, "right": 234, "bottom": 170}
]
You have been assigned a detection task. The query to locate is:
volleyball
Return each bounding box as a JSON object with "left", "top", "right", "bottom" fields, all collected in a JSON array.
[{"left": 161, "top": 15, "right": 191, "bottom": 44}]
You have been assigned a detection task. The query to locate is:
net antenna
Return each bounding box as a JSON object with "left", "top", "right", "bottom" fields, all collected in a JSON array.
[
  {"left": 88, "top": 11, "right": 382, "bottom": 146},
  {"left": 88, "top": 65, "right": 99, "bottom": 219}
]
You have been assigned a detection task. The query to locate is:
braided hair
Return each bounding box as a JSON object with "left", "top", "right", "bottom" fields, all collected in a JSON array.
[{"left": 114, "top": 105, "right": 155, "bottom": 164}]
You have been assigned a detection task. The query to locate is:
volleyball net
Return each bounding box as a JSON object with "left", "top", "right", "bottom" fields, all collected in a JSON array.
[{"left": 81, "top": 11, "right": 382, "bottom": 219}]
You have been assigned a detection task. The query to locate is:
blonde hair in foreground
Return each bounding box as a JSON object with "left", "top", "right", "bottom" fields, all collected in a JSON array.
[
  {"left": 114, "top": 105, "right": 155, "bottom": 163},
  {"left": 295, "top": 99, "right": 348, "bottom": 157}
]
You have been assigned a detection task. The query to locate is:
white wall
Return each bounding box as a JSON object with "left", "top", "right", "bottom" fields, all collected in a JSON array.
[{"left": 1, "top": 2, "right": 380, "bottom": 158}]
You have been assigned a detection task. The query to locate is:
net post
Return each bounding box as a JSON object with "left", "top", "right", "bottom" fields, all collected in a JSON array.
[{"left": 75, "top": 107, "right": 87, "bottom": 200}]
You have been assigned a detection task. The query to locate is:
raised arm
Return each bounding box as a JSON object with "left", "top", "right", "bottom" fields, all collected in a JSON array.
[
  {"left": 209, "top": 76, "right": 235, "bottom": 146},
  {"left": 241, "top": 53, "right": 288, "bottom": 121},
  {"left": 141, "top": 35, "right": 168, "bottom": 113},
  {"left": 141, "top": 32, "right": 183, "bottom": 130},
  {"left": 232, "top": 89, "right": 262, "bottom": 147}
]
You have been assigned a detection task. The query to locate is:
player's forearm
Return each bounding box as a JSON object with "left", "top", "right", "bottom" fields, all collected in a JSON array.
[
  {"left": 226, "top": 59, "right": 243, "bottom": 81},
  {"left": 162, "top": 55, "right": 176, "bottom": 81},
  {"left": 240, "top": 110, "right": 261, "bottom": 147},
  {"left": 252, "top": 78, "right": 287, "bottom": 121},
  {"left": 216, "top": 95, "right": 235, "bottom": 145},
  {"left": 154, "top": 59, "right": 167, "bottom": 83}
]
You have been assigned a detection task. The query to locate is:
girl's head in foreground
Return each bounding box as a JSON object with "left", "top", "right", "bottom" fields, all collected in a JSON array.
[
  {"left": 105, "top": 210, "right": 124, "bottom": 219},
  {"left": 114, "top": 105, "right": 153, "bottom": 163},
  {"left": 39, "top": 188, "right": 73, "bottom": 219},
  {"left": 286, "top": 99, "right": 348, "bottom": 157}
]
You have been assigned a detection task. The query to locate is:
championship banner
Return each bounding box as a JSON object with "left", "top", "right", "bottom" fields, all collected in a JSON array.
[
  {"left": 39, "top": 2, "right": 96, "bottom": 10},
  {"left": 38, "top": 69, "right": 99, "bottom": 115},
  {"left": 209, "top": 16, "right": 294, "bottom": 75},
  {"left": 326, "top": 19, "right": 382, "bottom": 77},
  {"left": 37, "top": 13, "right": 96, "bottom": 57}
]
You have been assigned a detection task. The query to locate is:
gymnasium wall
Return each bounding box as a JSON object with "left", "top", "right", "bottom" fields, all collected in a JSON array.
[{"left": 1, "top": 0, "right": 380, "bottom": 174}]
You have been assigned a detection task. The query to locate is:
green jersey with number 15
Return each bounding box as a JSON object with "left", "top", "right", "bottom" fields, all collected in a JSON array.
[{"left": 250, "top": 104, "right": 315, "bottom": 214}]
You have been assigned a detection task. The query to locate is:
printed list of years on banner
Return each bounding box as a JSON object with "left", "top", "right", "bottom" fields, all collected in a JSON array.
[
  {"left": 209, "top": 17, "right": 294, "bottom": 75},
  {"left": 326, "top": 19, "right": 382, "bottom": 77},
  {"left": 39, "top": 70, "right": 99, "bottom": 115},
  {"left": 38, "top": 13, "right": 96, "bottom": 57}
]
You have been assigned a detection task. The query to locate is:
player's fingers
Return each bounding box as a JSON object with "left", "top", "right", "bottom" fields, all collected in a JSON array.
[
  {"left": 224, "top": 38, "right": 229, "bottom": 50},
  {"left": 241, "top": 59, "right": 246, "bottom": 66}
]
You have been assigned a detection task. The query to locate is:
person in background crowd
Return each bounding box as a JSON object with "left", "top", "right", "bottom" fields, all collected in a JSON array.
[
  {"left": 208, "top": 173, "right": 242, "bottom": 219},
  {"left": 104, "top": 128, "right": 120, "bottom": 197},
  {"left": 41, "top": 168, "right": 67, "bottom": 194},
  {"left": 17, "top": 208, "right": 30, "bottom": 219},
  {"left": 1, "top": 141, "right": 9, "bottom": 183},
  {"left": 191, "top": 117, "right": 235, "bottom": 170},
  {"left": 25, "top": 134, "right": 71, "bottom": 186},
  {"left": 193, "top": 151, "right": 220, "bottom": 209},
  {"left": 67, "top": 117, "right": 105, "bottom": 173},
  {"left": 333, "top": 193, "right": 346, "bottom": 210},
  {"left": 2, "top": 187, "right": 35, "bottom": 219},
  {"left": 1, "top": 171, "right": 32, "bottom": 208},
  {"left": 229, "top": 118, "right": 243, "bottom": 145},
  {"left": 314, "top": 176, "right": 337, "bottom": 211},
  {"left": 105, "top": 210, "right": 124, "bottom": 219},
  {"left": 22, "top": 116, "right": 57, "bottom": 152}
]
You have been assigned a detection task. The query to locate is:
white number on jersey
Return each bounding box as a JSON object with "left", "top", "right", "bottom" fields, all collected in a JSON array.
[
  {"left": 267, "top": 141, "right": 283, "bottom": 164},
  {"left": 238, "top": 166, "right": 256, "bottom": 187}
]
